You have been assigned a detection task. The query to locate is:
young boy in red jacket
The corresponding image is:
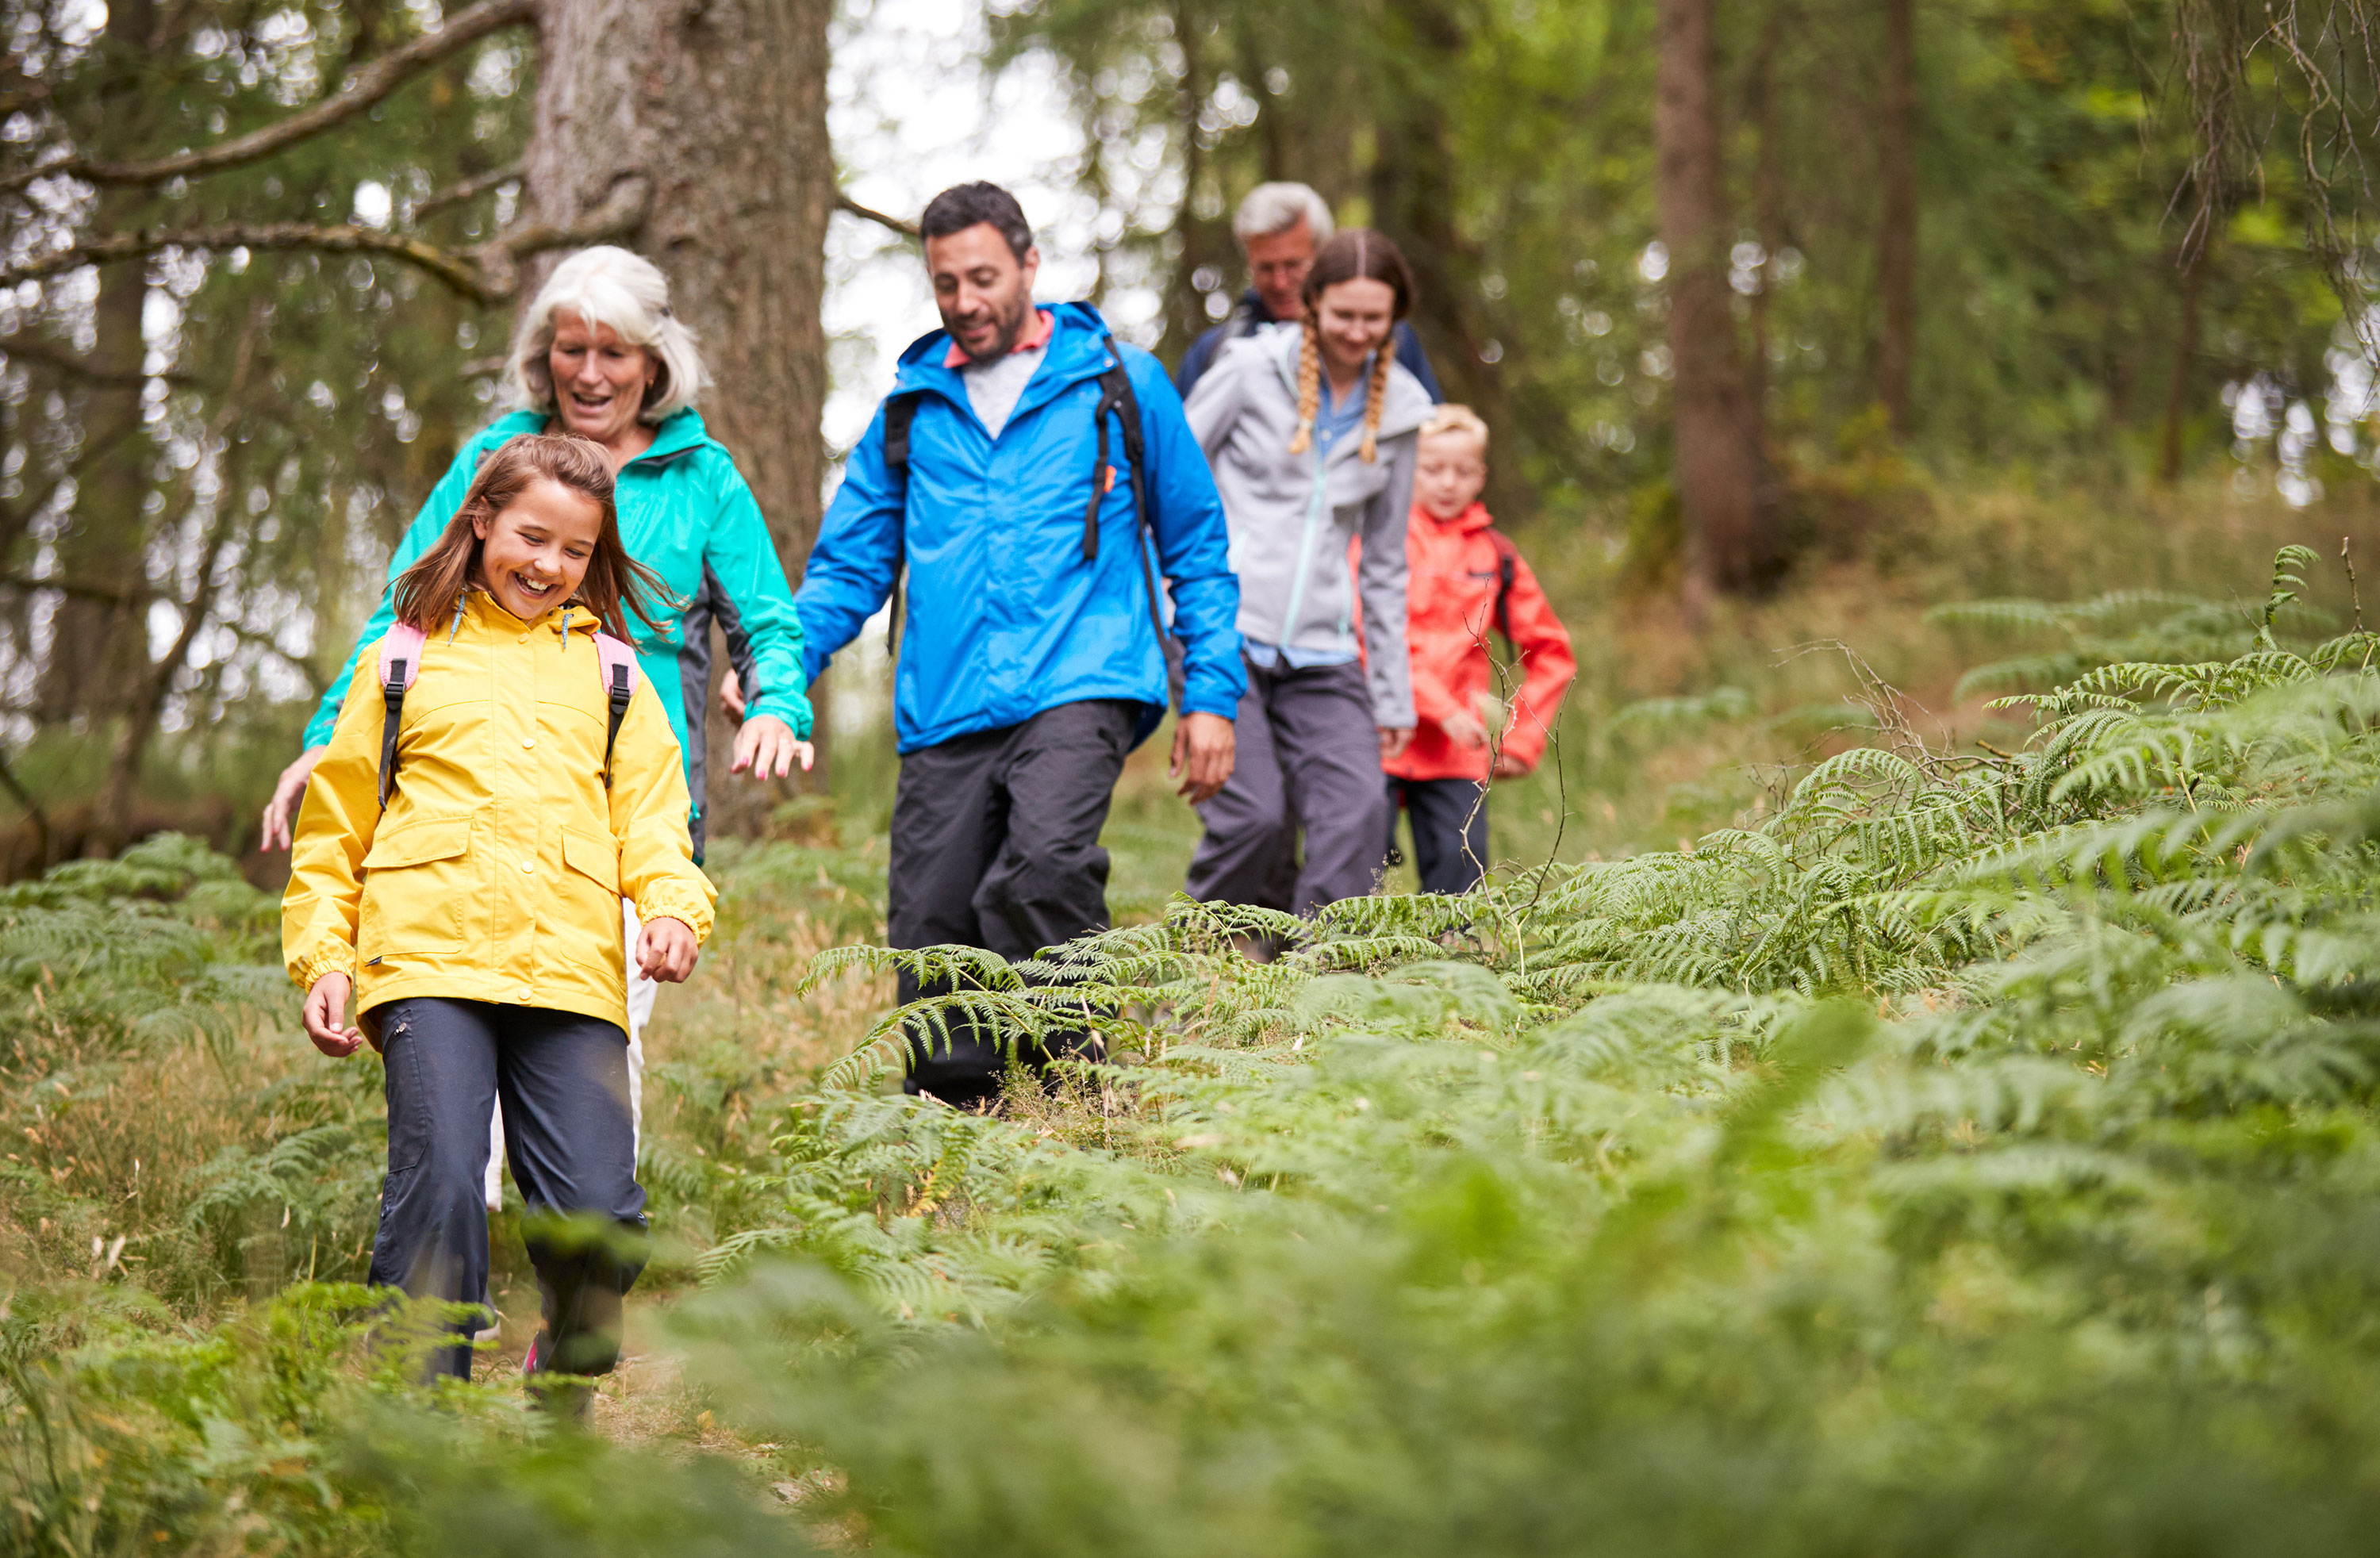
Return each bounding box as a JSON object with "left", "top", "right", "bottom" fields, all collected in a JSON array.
[{"left": 1383, "top": 405, "right": 1576, "bottom": 893}]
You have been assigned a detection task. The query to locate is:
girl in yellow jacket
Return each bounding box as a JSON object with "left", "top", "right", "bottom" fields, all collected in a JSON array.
[{"left": 283, "top": 432, "right": 715, "bottom": 1399}]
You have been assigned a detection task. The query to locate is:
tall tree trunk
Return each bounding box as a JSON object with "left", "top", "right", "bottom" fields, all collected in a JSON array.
[
  {"left": 1372, "top": 0, "right": 1513, "bottom": 504},
  {"left": 1745, "top": 6, "right": 1785, "bottom": 414},
  {"left": 523, "top": 0, "right": 833, "bottom": 827},
  {"left": 2157, "top": 242, "right": 2208, "bottom": 485},
  {"left": 1875, "top": 0, "right": 1917, "bottom": 436},
  {"left": 39, "top": 0, "right": 159, "bottom": 730},
  {"left": 1165, "top": 0, "right": 1234, "bottom": 362},
  {"left": 95, "top": 312, "right": 264, "bottom": 849},
  {"left": 1655, "top": 0, "right": 1776, "bottom": 595}
]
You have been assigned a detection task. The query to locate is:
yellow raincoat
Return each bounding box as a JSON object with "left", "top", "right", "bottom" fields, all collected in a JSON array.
[{"left": 282, "top": 591, "right": 716, "bottom": 1034}]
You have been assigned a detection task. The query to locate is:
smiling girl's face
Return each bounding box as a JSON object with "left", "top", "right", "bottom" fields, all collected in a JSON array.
[
  {"left": 1313, "top": 276, "right": 1397, "bottom": 382},
  {"left": 472, "top": 477, "right": 605, "bottom": 622}
]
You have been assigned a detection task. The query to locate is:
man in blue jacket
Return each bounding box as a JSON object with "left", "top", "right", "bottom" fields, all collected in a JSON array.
[{"left": 797, "top": 182, "right": 1243, "bottom": 1109}]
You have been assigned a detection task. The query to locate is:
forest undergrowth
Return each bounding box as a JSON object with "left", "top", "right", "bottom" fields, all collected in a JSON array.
[{"left": 7, "top": 543, "right": 2380, "bottom": 1553}]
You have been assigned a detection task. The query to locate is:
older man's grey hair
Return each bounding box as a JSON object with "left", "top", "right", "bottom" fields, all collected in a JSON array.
[
  {"left": 1232, "top": 182, "right": 1334, "bottom": 248},
  {"left": 509, "top": 246, "right": 712, "bottom": 424}
]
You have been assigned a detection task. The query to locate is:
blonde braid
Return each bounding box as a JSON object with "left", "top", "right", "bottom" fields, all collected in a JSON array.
[
  {"left": 1359, "top": 335, "right": 1393, "bottom": 463},
  {"left": 1287, "top": 318, "right": 1322, "bottom": 455}
]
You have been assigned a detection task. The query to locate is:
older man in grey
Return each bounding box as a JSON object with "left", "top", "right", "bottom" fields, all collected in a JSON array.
[{"left": 1174, "top": 181, "right": 1443, "bottom": 400}]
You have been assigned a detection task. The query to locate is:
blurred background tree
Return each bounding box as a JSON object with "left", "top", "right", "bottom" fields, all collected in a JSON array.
[
  {"left": 992, "top": 0, "right": 2379, "bottom": 591},
  {"left": 0, "top": 0, "right": 2372, "bottom": 876},
  {"left": 0, "top": 0, "right": 831, "bottom": 869}
]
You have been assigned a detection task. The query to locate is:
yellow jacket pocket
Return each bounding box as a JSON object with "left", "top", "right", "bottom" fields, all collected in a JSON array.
[
  {"left": 359, "top": 815, "right": 471, "bottom": 956},
  {"left": 555, "top": 827, "right": 624, "bottom": 973}
]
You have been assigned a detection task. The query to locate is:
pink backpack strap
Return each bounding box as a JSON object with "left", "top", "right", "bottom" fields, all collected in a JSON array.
[
  {"left": 593, "top": 631, "right": 640, "bottom": 782},
  {"left": 374, "top": 624, "right": 429, "bottom": 808}
]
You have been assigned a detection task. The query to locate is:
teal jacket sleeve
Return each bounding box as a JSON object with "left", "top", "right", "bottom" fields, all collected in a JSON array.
[
  {"left": 701, "top": 455, "right": 814, "bottom": 740},
  {"left": 298, "top": 440, "right": 482, "bottom": 750}
]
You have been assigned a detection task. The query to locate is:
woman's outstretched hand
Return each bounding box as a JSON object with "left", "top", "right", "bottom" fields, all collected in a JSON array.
[
  {"left": 638, "top": 916, "right": 700, "bottom": 983},
  {"left": 261, "top": 746, "right": 328, "bottom": 851},
  {"left": 730, "top": 712, "right": 813, "bottom": 781},
  {"left": 303, "top": 972, "right": 366, "bottom": 1057}
]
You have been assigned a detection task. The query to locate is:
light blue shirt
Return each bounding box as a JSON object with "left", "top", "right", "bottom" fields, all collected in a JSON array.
[{"left": 1244, "top": 363, "right": 1373, "bottom": 672}]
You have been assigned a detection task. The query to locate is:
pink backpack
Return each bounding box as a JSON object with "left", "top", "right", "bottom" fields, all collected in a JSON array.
[{"left": 374, "top": 612, "right": 641, "bottom": 808}]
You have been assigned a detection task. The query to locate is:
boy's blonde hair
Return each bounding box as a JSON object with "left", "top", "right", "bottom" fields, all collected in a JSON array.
[{"left": 1420, "top": 404, "right": 1491, "bottom": 453}]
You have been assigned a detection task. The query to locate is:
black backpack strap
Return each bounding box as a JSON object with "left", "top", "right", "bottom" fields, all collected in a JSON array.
[
  {"left": 881, "top": 390, "right": 920, "bottom": 654},
  {"left": 1088, "top": 340, "right": 1175, "bottom": 709},
  {"left": 1490, "top": 531, "right": 1518, "bottom": 648},
  {"left": 603, "top": 662, "right": 633, "bottom": 783},
  {"left": 376, "top": 662, "right": 408, "bottom": 809},
  {"left": 1081, "top": 363, "right": 1139, "bottom": 562}
]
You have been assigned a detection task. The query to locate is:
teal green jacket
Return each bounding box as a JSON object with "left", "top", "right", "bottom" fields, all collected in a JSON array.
[{"left": 302, "top": 409, "right": 813, "bottom": 843}]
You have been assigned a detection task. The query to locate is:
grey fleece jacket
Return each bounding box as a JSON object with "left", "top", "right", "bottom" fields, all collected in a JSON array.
[{"left": 1183, "top": 325, "right": 1432, "bottom": 728}]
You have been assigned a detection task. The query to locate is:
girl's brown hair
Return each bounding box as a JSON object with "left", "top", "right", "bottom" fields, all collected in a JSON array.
[
  {"left": 391, "top": 434, "right": 673, "bottom": 639},
  {"left": 1288, "top": 228, "right": 1418, "bottom": 465}
]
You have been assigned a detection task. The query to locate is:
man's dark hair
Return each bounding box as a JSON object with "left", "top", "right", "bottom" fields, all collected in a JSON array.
[{"left": 919, "top": 182, "right": 1035, "bottom": 262}]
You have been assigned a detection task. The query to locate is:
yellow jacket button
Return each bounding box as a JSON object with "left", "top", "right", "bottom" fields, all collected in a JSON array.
[
  {"left": 519, "top": 860, "right": 535, "bottom": 873},
  {"left": 521, "top": 737, "right": 536, "bottom": 750}
]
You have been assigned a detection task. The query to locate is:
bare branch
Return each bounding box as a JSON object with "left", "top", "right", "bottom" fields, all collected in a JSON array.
[
  {"left": 471, "top": 175, "right": 652, "bottom": 296},
  {"left": 413, "top": 161, "right": 524, "bottom": 222},
  {"left": 0, "top": 332, "right": 196, "bottom": 386},
  {"left": 221, "top": 622, "right": 328, "bottom": 695},
  {"left": 0, "top": 175, "right": 651, "bottom": 306},
  {"left": 0, "top": 572, "right": 148, "bottom": 606},
  {"left": 487, "top": 175, "right": 651, "bottom": 263},
  {"left": 0, "top": 0, "right": 538, "bottom": 196},
  {"left": 838, "top": 191, "right": 919, "bottom": 240},
  {"left": 0, "top": 221, "right": 497, "bottom": 301}
]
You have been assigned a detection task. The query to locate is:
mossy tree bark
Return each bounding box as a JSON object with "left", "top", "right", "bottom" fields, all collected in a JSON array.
[{"left": 523, "top": 0, "right": 835, "bottom": 825}]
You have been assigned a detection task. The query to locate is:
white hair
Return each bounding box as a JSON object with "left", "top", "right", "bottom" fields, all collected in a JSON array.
[
  {"left": 509, "top": 246, "right": 710, "bottom": 424},
  {"left": 1233, "top": 182, "right": 1335, "bottom": 248}
]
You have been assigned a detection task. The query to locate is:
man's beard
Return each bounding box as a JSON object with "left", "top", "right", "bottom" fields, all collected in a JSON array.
[{"left": 947, "top": 286, "right": 1031, "bottom": 364}]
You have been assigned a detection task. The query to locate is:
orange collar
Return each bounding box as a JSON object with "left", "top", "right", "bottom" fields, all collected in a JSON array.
[{"left": 944, "top": 308, "right": 1054, "bottom": 369}]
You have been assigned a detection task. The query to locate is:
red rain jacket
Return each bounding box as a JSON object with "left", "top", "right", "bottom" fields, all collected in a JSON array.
[{"left": 1384, "top": 501, "right": 1576, "bottom": 783}]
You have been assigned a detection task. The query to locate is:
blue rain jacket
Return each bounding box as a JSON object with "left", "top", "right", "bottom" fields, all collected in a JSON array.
[
  {"left": 797, "top": 302, "right": 1243, "bottom": 753},
  {"left": 302, "top": 407, "right": 813, "bottom": 829}
]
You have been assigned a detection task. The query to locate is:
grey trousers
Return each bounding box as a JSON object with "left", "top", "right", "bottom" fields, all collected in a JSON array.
[
  {"left": 888, "top": 699, "right": 1138, "bottom": 1108},
  {"left": 1385, "top": 775, "right": 1491, "bottom": 894},
  {"left": 1187, "top": 656, "right": 1391, "bottom": 914},
  {"left": 369, "top": 997, "right": 647, "bottom": 1380}
]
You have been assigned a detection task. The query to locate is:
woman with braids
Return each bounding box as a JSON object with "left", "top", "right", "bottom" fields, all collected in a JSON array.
[{"left": 1181, "top": 228, "right": 1434, "bottom": 915}]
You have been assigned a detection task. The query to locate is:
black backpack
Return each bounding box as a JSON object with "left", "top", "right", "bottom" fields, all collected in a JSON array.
[{"left": 876, "top": 328, "right": 1178, "bottom": 708}]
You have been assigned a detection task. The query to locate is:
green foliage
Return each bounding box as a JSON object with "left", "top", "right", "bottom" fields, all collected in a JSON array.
[
  {"left": 17, "top": 550, "right": 2380, "bottom": 1552},
  {"left": 666, "top": 547, "right": 2380, "bottom": 1552}
]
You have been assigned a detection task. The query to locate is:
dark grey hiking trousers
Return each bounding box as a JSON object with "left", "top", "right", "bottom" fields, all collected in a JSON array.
[
  {"left": 369, "top": 997, "right": 647, "bottom": 1381},
  {"left": 1187, "top": 657, "right": 1391, "bottom": 915},
  {"left": 1385, "top": 776, "right": 1491, "bottom": 895},
  {"left": 888, "top": 699, "right": 1138, "bottom": 1109}
]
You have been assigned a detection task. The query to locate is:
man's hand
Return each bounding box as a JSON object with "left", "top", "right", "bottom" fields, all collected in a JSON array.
[
  {"left": 730, "top": 713, "right": 813, "bottom": 781},
  {"left": 1492, "top": 751, "right": 1534, "bottom": 779},
  {"left": 262, "top": 746, "right": 328, "bottom": 852},
  {"left": 1438, "top": 710, "right": 1490, "bottom": 750},
  {"left": 637, "top": 916, "right": 700, "bottom": 983},
  {"left": 1169, "top": 711, "right": 1236, "bottom": 803},
  {"left": 1379, "top": 726, "right": 1415, "bottom": 762},
  {"left": 718, "top": 669, "right": 747, "bottom": 723},
  {"left": 303, "top": 972, "right": 366, "bottom": 1057}
]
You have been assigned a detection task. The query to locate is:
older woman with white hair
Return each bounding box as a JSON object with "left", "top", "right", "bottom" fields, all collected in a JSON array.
[{"left": 259, "top": 244, "right": 812, "bottom": 1215}]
